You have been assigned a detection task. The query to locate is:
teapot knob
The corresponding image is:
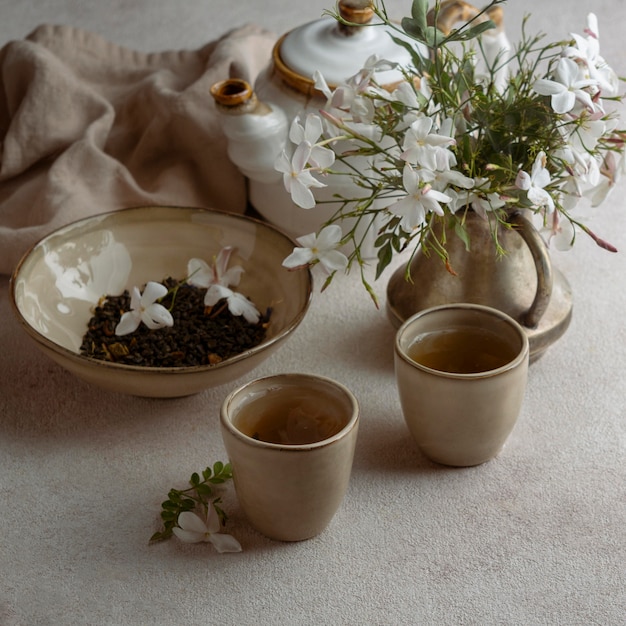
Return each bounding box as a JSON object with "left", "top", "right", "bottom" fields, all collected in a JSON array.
[{"left": 337, "top": 0, "right": 375, "bottom": 34}]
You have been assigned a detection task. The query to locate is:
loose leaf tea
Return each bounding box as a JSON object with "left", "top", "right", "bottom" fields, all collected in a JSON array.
[{"left": 80, "top": 277, "right": 270, "bottom": 367}]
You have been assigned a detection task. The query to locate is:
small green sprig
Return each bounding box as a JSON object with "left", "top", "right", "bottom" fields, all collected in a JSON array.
[{"left": 150, "top": 461, "right": 234, "bottom": 543}]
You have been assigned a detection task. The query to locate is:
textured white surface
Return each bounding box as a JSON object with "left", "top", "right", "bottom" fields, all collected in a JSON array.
[{"left": 1, "top": 1, "right": 625, "bottom": 624}]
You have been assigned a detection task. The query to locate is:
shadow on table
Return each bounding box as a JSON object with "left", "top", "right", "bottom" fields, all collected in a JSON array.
[{"left": 353, "top": 411, "right": 459, "bottom": 477}]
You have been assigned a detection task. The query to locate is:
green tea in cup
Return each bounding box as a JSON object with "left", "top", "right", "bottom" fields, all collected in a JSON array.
[
  {"left": 407, "top": 325, "right": 519, "bottom": 374},
  {"left": 233, "top": 385, "right": 347, "bottom": 445}
]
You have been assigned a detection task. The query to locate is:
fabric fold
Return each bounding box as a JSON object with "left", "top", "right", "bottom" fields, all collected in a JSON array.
[{"left": 0, "top": 23, "right": 276, "bottom": 275}]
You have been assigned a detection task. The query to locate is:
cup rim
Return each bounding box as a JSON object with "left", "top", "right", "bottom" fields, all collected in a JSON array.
[
  {"left": 220, "top": 372, "right": 360, "bottom": 450},
  {"left": 394, "top": 303, "right": 530, "bottom": 379}
]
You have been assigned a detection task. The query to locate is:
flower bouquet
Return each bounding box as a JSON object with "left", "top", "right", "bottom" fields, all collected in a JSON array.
[{"left": 277, "top": 0, "right": 625, "bottom": 304}]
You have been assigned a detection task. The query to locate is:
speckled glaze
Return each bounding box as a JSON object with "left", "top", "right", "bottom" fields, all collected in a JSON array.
[
  {"left": 394, "top": 304, "right": 529, "bottom": 467},
  {"left": 10, "top": 206, "right": 312, "bottom": 397},
  {"left": 220, "top": 373, "right": 360, "bottom": 542}
]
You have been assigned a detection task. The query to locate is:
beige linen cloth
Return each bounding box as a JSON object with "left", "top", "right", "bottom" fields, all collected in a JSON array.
[{"left": 0, "top": 23, "right": 275, "bottom": 275}]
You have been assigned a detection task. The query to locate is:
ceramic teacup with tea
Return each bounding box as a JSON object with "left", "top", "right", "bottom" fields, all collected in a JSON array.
[
  {"left": 220, "top": 373, "right": 359, "bottom": 541},
  {"left": 394, "top": 303, "right": 529, "bottom": 467}
]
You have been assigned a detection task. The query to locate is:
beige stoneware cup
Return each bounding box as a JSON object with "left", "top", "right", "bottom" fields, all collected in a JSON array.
[
  {"left": 220, "top": 373, "right": 359, "bottom": 541},
  {"left": 394, "top": 303, "right": 529, "bottom": 467}
]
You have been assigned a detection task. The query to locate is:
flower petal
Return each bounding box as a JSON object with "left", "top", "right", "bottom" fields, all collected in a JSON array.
[
  {"left": 178, "top": 511, "right": 209, "bottom": 534},
  {"left": 515, "top": 170, "right": 531, "bottom": 191},
  {"left": 214, "top": 247, "right": 235, "bottom": 280},
  {"left": 318, "top": 250, "right": 349, "bottom": 273},
  {"left": 204, "top": 284, "right": 232, "bottom": 307},
  {"left": 209, "top": 533, "right": 243, "bottom": 553},
  {"left": 303, "top": 114, "right": 324, "bottom": 144},
  {"left": 227, "top": 292, "right": 261, "bottom": 324},
  {"left": 551, "top": 90, "right": 576, "bottom": 114},
  {"left": 282, "top": 247, "right": 314, "bottom": 268},
  {"left": 172, "top": 527, "right": 204, "bottom": 543},
  {"left": 142, "top": 303, "right": 174, "bottom": 330},
  {"left": 315, "top": 224, "right": 343, "bottom": 250},
  {"left": 142, "top": 281, "right": 168, "bottom": 304},
  {"left": 289, "top": 180, "right": 318, "bottom": 209},
  {"left": 187, "top": 258, "right": 212, "bottom": 288},
  {"left": 115, "top": 311, "right": 140, "bottom": 336},
  {"left": 221, "top": 266, "right": 245, "bottom": 288},
  {"left": 129, "top": 286, "right": 142, "bottom": 311}
]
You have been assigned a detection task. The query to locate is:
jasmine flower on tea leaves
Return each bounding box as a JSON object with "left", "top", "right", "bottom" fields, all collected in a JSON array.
[
  {"left": 187, "top": 246, "right": 244, "bottom": 290},
  {"left": 188, "top": 248, "right": 261, "bottom": 324},
  {"left": 115, "top": 281, "right": 174, "bottom": 336}
]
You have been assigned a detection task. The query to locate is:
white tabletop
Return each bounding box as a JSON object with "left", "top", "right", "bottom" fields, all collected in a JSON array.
[{"left": 1, "top": 1, "right": 625, "bottom": 624}]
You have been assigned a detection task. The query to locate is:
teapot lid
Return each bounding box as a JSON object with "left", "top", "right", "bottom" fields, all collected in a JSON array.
[{"left": 273, "top": 0, "right": 413, "bottom": 96}]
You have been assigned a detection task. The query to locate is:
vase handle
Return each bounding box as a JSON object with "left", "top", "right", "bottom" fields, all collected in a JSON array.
[{"left": 507, "top": 212, "right": 553, "bottom": 329}]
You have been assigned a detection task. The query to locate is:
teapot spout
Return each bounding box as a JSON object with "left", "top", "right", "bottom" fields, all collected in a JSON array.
[{"left": 210, "top": 79, "right": 288, "bottom": 183}]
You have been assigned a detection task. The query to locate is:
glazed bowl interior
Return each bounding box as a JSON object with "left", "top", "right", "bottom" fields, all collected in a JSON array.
[{"left": 10, "top": 206, "right": 312, "bottom": 397}]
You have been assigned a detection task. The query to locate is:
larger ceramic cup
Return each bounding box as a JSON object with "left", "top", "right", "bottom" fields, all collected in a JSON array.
[
  {"left": 220, "top": 373, "right": 359, "bottom": 541},
  {"left": 394, "top": 303, "right": 529, "bottom": 467}
]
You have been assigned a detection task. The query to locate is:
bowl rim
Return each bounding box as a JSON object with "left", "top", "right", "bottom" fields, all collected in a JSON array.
[{"left": 9, "top": 204, "right": 313, "bottom": 375}]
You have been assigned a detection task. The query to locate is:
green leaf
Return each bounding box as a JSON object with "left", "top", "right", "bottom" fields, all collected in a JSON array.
[
  {"left": 374, "top": 232, "right": 391, "bottom": 247},
  {"left": 151, "top": 461, "right": 235, "bottom": 544},
  {"left": 401, "top": 17, "right": 425, "bottom": 43},
  {"left": 423, "top": 25, "right": 446, "bottom": 48},
  {"left": 454, "top": 221, "right": 472, "bottom": 251},
  {"left": 390, "top": 33, "right": 427, "bottom": 73},
  {"left": 375, "top": 243, "right": 393, "bottom": 280},
  {"left": 464, "top": 20, "right": 496, "bottom": 40},
  {"left": 320, "top": 272, "right": 336, "bottom": 293},
  {"left": 410, "top": 0, "right": 429, "bottom": 30},
  {"left": 195, "top": 483, "right": 215, "bottom": 496}
]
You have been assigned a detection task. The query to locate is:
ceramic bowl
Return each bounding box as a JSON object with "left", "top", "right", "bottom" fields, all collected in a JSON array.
[{"left": 10, "top": 206, "right": 312, "bottom": 397}]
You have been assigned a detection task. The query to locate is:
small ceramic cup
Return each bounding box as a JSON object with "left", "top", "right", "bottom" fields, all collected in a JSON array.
[
  {"left": 394, "top": 303, "right": 529, "bottom": 467},
  {"left": 220, "top": 373, "right": 359, "bottom": 541}
]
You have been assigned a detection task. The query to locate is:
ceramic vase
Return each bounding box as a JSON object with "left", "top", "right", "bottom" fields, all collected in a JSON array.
[{"left": 386, "top": 210, "right": 573, "bottom": 361}]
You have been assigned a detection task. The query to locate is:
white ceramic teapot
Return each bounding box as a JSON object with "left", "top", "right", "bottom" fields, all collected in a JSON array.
[{"left": 210, "top": 0, "right": 508, "bottom": 246}]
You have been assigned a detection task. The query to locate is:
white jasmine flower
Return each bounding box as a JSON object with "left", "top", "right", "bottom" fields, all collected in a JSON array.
[
  {"left": 515, "top": 151, "right": 555, "bottom": 213},
  {"left": 587, "top": 151, "right": 626, "bottom": 207},
  {"left": 275, "top": 142, "right": 326, "bottom": 209},
  {"left": 351, "top": 54, "right": 397, "bottom": 91},
  {"left": 204, "top": 284, "right": 260, "bottom": 324},
  {"left": 401, "top": 117, "right": 456, "bottom": 170},
  {"left": 542, "top": 210, "right": 576, "bottom": 251},
  {"left": 533, "top": 57, "right": 596, "bottom": 114},
  {"left": 566, "top": 13, "right": 619, "bottom": 97},
  {"left": 172, "top": 509, "right": 242, "bottom": 553},
  {"left": 387, "top": 165, "right": 452, "bottom": 231},
  {"left": 188, "top": 247, "right": 244, "bottom": 290},
  {"left": 115, "top": 281, "right": 174, "bottom": 336},
  {"left": 282, "top": 224, "right": 348, "bottom": 274},
  {"left": 188, "top": 248, "right": 260, "bottom": 324},
  {"left": 289, "top": 115, "right": 335, "bottom": 170},
  {"left": 422, "top": 167, "right": 474, "bottom": 192}
]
